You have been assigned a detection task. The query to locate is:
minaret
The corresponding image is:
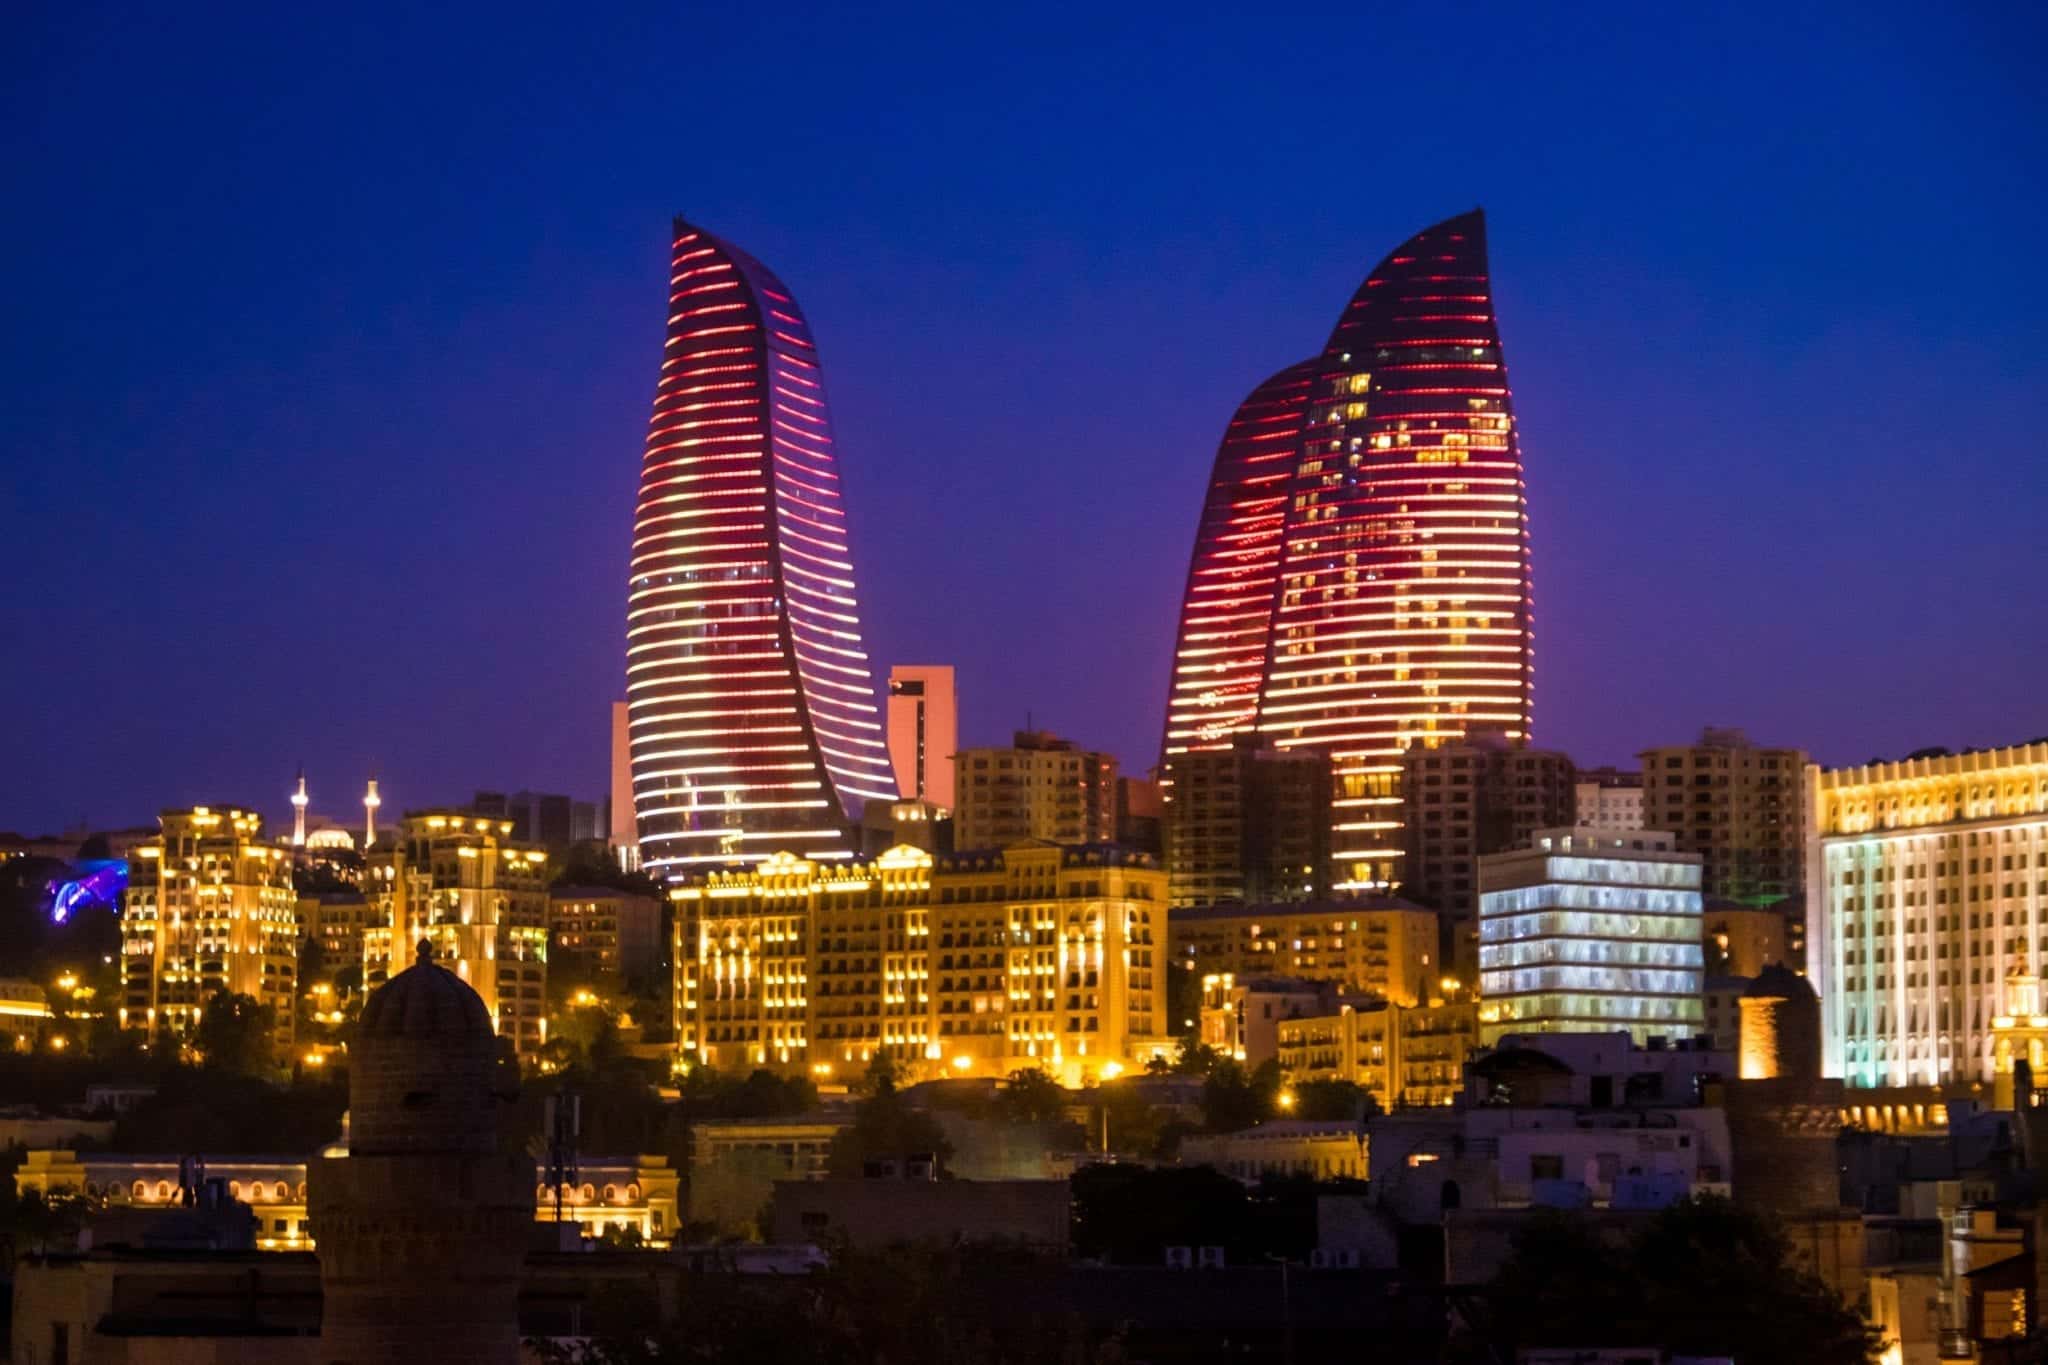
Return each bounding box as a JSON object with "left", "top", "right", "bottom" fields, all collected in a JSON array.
[
  {"left": 291, "top": 767, "right": 310, "bottom": 848},
  {"left": 363, "top": 779, "right": 382, "bottom": 849}
]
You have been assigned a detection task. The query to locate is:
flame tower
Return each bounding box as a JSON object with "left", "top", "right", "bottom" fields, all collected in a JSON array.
[
  {"left": 627, "top": 217, "right": 896, "bottom": 878},
  {"left": 1162, "top": 209, "right": 1534, "bottom": 892}
]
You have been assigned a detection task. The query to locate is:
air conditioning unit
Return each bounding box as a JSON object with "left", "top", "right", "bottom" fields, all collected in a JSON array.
[
  {"left": 1198, "top": 1246, "right": 1226, "bottom": 1270},
  {"left": 1165, "top": 1246, "right": 1194, "bottom": 1269}
]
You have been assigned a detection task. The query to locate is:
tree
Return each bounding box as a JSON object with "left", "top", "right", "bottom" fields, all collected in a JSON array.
[
  {"left": 1472, "top": 1196, "right": 1879, "bottom": 1365},
  {"left": 193, "top": 990, "right": 275, "bottom": 1077},
  {"left": 993, "top": 1068, "right": 1069, "bottom": 1125},
  {"left": 1199, "top": 1058, "right": 1282, "bottom": 1132},
  {"left": 827, "top": 1079, "right": 953, "bottom": 1177},
  {"left": 1291, "top": 1077, "right": 1378, "bottom": 1122}
]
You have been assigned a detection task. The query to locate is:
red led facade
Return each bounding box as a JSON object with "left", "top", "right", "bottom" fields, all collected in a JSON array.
[
  {"left": 627, "top": 218, "right": 896, "bottom": 878},
  {"left": 1162, "top": 210, "right": 1534, "bottom": 892}
]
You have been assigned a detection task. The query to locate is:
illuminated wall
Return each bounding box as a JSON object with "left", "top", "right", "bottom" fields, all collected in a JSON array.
[
  {"left": 627, "top": 217, "right": 896, "bottom": 880},
  {"left": 1808, "top": 741, "right": 2048, "bottom": 1088},
  {"left": 1477, "top": 828, "right": 1704, "bottom": 1045},
  {"left": 671, "top": 842, "right": 1169, "bottom": 1087},
  {"left": 1161, "top": 210, "right": 1534, "bottom": 894}
]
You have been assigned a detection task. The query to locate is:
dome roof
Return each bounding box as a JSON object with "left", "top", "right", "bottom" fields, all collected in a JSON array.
[
  {"left": 359, "top": 940, "right": 494, "bottom": 1044},
  {"left": 1744, "top": 962, "right": 1817, "bottom": 1002}
]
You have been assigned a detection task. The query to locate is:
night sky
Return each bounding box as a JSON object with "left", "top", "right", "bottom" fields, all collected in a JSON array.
[{"left": 3, "top": 5, "right": 2043, "bottom": 835}]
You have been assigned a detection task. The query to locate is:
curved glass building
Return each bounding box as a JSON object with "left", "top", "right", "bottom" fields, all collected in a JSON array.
[
  {"left": 627, "top": 217, "right": 896, "bottom": 878},
  {"left": 1163, "top": 209, "right": 1534, "bottom": 894}
]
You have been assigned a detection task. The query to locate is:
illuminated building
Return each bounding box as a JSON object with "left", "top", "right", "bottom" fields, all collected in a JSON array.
[
  {"left": 1164, "top": 737, "right": 1331, "bottom": 908},
  {"left": 671, "top": 841, "right": 1168, "bottom": 1087},
  {"left": 1162, "top": 210, "right": 1534, "bottom": 896},
  {"left": 609, "top": 699, "right": 639, "bottom": 871},
  {"left": 547, "top": 885, "right": 664, "bottom": 988},
  {"left": 362, "top": 811, "right": 549, "bottom": 1059},
  {"left": 954, "top": 730, "right": 1117, "bottom": 849},
  {"left": 887, "top": 665, "right": 957, "bottom": 810},
  {"left": 858, "top": 796, "right": 948, "bottom": 856},
  {"left": 1808, "top": 740, "right": 2048, "bottom": 1088},
  {"left": 1169, "top": 898, "right": 1437, "bottom": 1006},
  {"left": 1401, "top": 727, "right": 1575, "bottom": 975},
  {"left": 13, "top": 1149, "right": 679, "bottom": 1251},
  {"left": 1275, "top": 996, "right": 1480, "bottom": 1109},
  {"left": 626, "top": 216, "right": 896, "bottom": 879},
  {"left": 1198, "top": 974, "right": 1344, "bottom": 1067},
  {"left": 1179, "top": 1121, "right": 1365, "bottom": 1184},
  {"left": 1477, "top": 828, "right": 1705, "bottom": 1045},
  {"left": 1573, "top": 767, "right": 1643, "bottom": 832},
  {"left": 298, "top": 890, "right": 373, "bottom": 968},
  {"left": 120, "top": 806, "right": 298, "bottom": 1047},
  {"left": 1639, "top": 727, "right": 1807, "bottom": 904}
]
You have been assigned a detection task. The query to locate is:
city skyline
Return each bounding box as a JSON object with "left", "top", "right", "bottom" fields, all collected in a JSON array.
[{"left": 4, "top": 7, "right": 2044, "bottom": 835}]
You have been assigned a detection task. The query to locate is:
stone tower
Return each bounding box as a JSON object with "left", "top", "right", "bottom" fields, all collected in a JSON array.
[{"left": 308, "top": 941, "right": 532, "bottom": 1364}]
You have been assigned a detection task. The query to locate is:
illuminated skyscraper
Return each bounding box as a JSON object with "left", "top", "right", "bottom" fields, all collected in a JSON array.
[
  {"left": 886, "top": 665, "right": 957, "bottom": 809},
  {"left": 1162, "top": 209, "right": 1534, "bottom": 894},
  {"left": 627, "top": 217, "right": 896, "bottom": 878}
]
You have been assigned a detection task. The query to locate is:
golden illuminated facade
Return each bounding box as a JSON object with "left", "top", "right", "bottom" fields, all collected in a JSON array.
[
  {"left": 1275, "top": 997, "right": 1479, "bottom": 1110},
  {"left": 673, "top": 841, "right": 1168, "bottom": 1087},
  {"left": 1162, "top": 210, "right": 1534, "bottom": 896},
  {"left": 363, "top": 811, "right": 550, "bottom": 1059},
  {"left": 14, "top": 1151, "right": 680, "bottom": 1249},
  {"left": 1810, "top": 741, "right": 2048, "bottom": 1088},
  {"left": 120, "top": 807, "right": 298, "bottom": 1047},
  {"left": 1169, "top": 898, "right": 1438, "bottom": 1006}
]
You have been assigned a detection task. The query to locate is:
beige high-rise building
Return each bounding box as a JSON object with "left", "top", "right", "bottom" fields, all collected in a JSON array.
[
  {"left": 1168, "top": 898, "right": 1439, "bottom": 1007},
  {"left": 609, "top": 699, "right": 638, "bottom": 871},
  {"left": 1574, "top": 768, "right": 1644, "bottom": 832},
  {"left": 1639, "top": 727, "right": 1807, "bottom": 904},
  {"left": 1808, "top": 740, "right": 2048, "bottom": 1088},
  {"left": 887, "top": 666, "right": 958, "bottom": 810},
  {"left": 1401, "top": 728, "right": 1575, "bottom": 976},
  {"left": 363, "top": 811, "right": 550, "bottom": 1060},
  {"left": 672, "top": 841, "right": 1168, "bottom": 1087},
  {"left": 954, "top": 730, "right": 1117, "bottom": 849},
  {"left": 121, "top": 806, "right": 299, "bottom": 1049}
]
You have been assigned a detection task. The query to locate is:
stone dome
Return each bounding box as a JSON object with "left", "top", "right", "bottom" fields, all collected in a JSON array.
[
  {"left": 359, "top": 940, "right": 495, "bottom": 1043},
  {"left": 1743, "top": 962, "right": 1816, "bottom": 1002},
  {"left": 348, "top": 940, "right": 505, "bottom": 1157}
]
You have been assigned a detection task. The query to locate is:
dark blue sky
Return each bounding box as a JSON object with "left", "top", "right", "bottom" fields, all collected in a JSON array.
[{"left": 3, "top": 4, "right": 2043, "bottom": 834}]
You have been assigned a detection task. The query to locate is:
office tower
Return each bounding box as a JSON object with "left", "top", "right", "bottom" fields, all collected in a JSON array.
[
  {"left": 1169, "top": 897, "right": 1438, "bottom": 1006},
  {"left": 626, "top": 217, "right": 895, "bottom": 879},
  {"left": 954, "top": 730, "right": 1117, "bottom": 848},
  {"left": 1640, "top": 727, "right": 1807, "bottom": 904},
  {"left": 886, "top": 665, "right": 958, "bottom": 809},
  {"left": 609, "top": 699, "right": 638, "bottom": 870},
  {"left": 120, "top": 807, "right": 298, "bottom": 1047},
  {"left": 1477, "top": 828, "right": 1705, "bottom": 1045},
  {"left": 1573, "top": 767, "right": 1644, "bottom": 831},
  {"left": 1808, "top": 740, "right": 2048, "bottom": 1088},
  {"left": 362, "top": 811, "right": 549, "bottom": 1060},
  {"left": 1163, "top": 736, "right": 1332, "bottom": 907},
  {"left": 1161, "top": 210, "right": 1534, "bottom": 894},
  {"left": 1401, "top": 727, "right": 1575, "bottom": 975},
  {"left": 670, "top": 842, "right": 1168, "bottom": 1086}
]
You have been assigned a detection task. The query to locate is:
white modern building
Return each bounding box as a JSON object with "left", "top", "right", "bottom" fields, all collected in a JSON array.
[{"left": 1477, "top": 828, "right": 1705, "bottom": 1045}]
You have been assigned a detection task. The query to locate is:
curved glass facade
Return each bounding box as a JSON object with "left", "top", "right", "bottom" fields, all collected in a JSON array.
[
  {"left": 1161, "top": 210, "right": 1534, "bottom": 892},
  {"left": 627, "top": 217, "right": 895, "bottom": 879}
]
